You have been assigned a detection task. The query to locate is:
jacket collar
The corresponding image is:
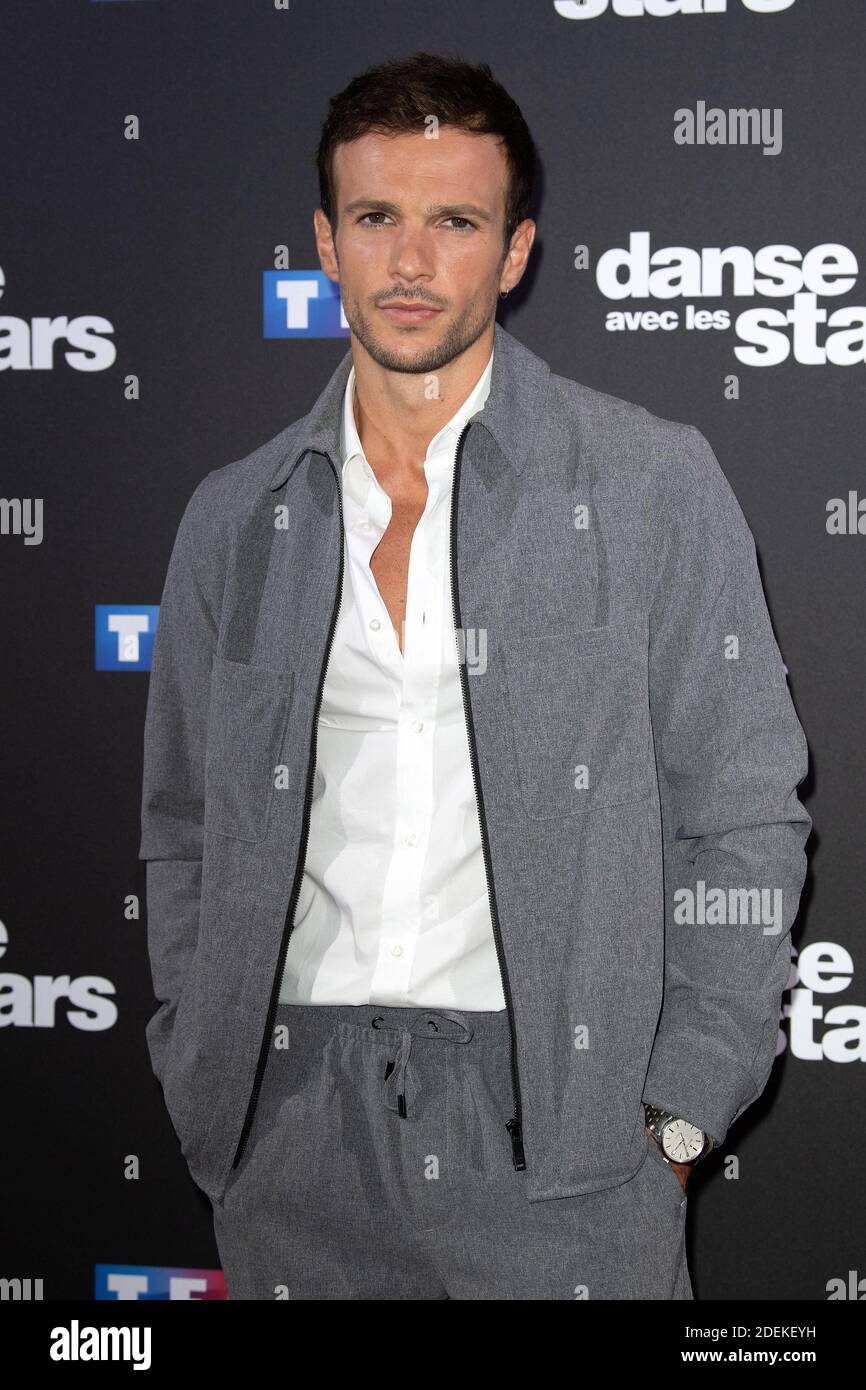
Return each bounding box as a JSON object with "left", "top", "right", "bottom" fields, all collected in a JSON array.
[{"left": 267, "top": 319, "right": 551, "bottom": 490}]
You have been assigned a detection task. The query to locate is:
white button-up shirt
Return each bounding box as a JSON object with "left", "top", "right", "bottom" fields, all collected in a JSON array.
[{"left": 278, "top": 347, "right": 506, "bottom": 1010}]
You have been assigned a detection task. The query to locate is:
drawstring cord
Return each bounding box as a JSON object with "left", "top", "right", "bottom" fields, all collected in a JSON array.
[
  {"left": 372, "top": 1012, "right": 472, "bottom": 1118},
  {"left": 393, "top": 1029, "right": 413, "bottom": 1118}
]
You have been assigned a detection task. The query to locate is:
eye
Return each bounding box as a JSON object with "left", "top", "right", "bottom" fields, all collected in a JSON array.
[{"left": 356, "top": 212, "right": 477, "bottom": 232}]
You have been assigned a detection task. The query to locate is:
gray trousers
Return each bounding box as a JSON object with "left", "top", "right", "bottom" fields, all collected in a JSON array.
[{"left": 210, "top": 1002, "right": 693, "bottom": 1300}]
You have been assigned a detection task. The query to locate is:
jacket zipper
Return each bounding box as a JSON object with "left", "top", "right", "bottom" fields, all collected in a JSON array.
[
  {"left": 449, "top": 420, "right": 526, "bottom": 1171},
  {"left": 232, "top": 424, "right": 526, "bottom": 1176},
  {"left": 231, "top": 453, "right": 346, "bottom": 1173}
]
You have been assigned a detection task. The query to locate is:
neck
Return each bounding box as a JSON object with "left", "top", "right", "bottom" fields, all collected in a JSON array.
[{"left": 350, "top": 328, "right": 493, "bottom": 477}]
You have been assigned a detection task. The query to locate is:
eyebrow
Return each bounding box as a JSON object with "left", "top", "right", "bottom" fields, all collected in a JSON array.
[{"left": 343, "top": 198, "right": 493, "bottom": 225}]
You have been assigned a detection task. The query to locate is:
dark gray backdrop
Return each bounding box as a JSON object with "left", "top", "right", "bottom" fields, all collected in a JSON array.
[{"left": 1, "top": 0, "right": 862, "bottom": 1301}]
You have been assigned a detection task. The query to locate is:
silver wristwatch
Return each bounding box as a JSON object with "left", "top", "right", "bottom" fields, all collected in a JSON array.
[{"left": 643, "top": 1102, "right": 714, "bottom": 1166}]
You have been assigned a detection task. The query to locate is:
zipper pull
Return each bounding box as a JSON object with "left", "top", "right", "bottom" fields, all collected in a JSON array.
[
  {"left": 397, "top": 1092, "right": 407, "bottom": 1118},
  {"left": 506, "top": 1117, "right": 526, "bottom": 1170}
]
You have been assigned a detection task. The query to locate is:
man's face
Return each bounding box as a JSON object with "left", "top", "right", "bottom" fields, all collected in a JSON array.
[{"left": 315, "top": 127, "right": 533, "bottom": 376}]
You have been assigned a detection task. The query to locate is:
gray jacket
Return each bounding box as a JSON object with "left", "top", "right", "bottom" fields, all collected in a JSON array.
[{"left": 139, "top": 320, "right": 812, "bottom": 1206}]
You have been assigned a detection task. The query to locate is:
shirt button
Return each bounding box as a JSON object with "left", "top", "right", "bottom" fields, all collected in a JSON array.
[
  {"left": 403, "top": 832, "right": 418, "bottom": 847},
  {"left": 411, "top": 720, "right": 424, "bottom": 732},
  {"left": 369, "top": 618, "right": 381, "bottom": 631},
  {"left": 391, "top": 944, "right": 404, "bottom": 957}
]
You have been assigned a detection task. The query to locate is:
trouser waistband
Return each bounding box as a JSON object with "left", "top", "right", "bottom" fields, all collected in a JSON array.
[
  {"left": 273, "top": 1002, "right": 510, "bottom": 1119},
  {"left": 273, "top": 1000, "right": 508, "bottom": 1043}
]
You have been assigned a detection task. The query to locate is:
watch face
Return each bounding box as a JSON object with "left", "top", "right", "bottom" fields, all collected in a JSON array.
[{"left": 661, "top": 1118, "right": 704, "bottom": 1162}]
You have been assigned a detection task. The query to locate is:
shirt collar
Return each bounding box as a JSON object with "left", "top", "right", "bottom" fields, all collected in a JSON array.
[{"left": 267, "top": 322, "right": 552, "bottom": 492}]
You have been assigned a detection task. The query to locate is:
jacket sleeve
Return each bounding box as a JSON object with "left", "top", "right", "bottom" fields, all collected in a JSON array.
[
  {"left": 138, "top": 476, "right": 218, "bottom": 1084},
  {"left": 641, "top": 425, "right": 811, "bottom": 1148}
]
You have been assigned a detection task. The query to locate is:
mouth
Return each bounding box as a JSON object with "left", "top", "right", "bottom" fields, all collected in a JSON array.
[{"left": 379, "top": 303, "right": 443, "bottom": 325}]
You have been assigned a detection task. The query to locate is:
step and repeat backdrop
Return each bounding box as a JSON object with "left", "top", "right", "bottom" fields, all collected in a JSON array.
[{"left": 2, "top": 0, "right": 863, "bottom": 1302}]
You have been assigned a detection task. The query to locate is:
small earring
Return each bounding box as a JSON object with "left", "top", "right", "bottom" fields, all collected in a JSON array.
[{"left": 499, "top": 288, "right": 509, "bottom": 298}]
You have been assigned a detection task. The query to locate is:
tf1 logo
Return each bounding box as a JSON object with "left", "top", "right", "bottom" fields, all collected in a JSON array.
[
  {"left": 263, "top": 271, "right": 349, "bottom": 338},
  {"left": 94, "top": 605, "right": 159, "bottom": 671},
  {"left": 95, "top": 1265, "right": 227, "bottom": 1299}
]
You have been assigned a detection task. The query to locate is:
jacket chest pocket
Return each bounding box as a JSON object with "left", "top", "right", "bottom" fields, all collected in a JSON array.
[
  {"left": 205, "top": 655, "right": 295, "bottom": 842},
  {"left": 503, "top": 619, "right": 654, "bottom": 821}
]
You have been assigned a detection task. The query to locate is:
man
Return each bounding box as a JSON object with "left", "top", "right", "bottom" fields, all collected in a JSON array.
[{"left": 140, "top": 53, "right": 811, "bottom": 1300}]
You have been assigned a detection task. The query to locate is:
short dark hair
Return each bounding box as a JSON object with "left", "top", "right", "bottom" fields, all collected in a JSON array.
[{"left": 316, "top": 52, "right": 538, "bottom": 254}]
